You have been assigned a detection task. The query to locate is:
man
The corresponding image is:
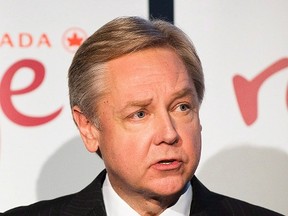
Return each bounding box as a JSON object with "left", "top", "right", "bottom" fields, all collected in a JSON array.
[{"left": 2, "top": 16, "right": 282, "bottom": 215}]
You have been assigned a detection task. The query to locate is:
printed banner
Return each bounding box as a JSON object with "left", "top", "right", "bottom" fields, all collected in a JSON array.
[{"left": 0, "top": 1, "right": 287, "bottom": 214}]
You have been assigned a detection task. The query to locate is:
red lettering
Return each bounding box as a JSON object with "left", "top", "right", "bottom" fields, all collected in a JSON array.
[
  {"left": 0, "top": 59, "right": 63, "bottom": 126},
  {"left": 37, "top": 34, "right": 51, "bottom": 47},
  {"left": 0, "top": 33, "right": 13, "bottom": 47},
  {"left": 19, "top": 33, "right": 33, "bottom": 47},
  {"left": 233, "top": 58, "right": 288, "bottom": 125}
]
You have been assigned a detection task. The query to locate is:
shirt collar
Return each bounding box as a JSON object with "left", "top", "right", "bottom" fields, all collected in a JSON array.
[{"left": 102, "top": 174, "right": 192, "bottom": 216}]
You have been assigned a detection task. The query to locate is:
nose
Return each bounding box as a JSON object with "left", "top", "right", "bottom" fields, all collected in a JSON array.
[{"left": 153, "top": 112, "right": 179, "bottom": 145}]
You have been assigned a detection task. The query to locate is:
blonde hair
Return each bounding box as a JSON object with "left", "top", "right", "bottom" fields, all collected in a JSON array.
[{"left": 68, "top": 16, "right": 204, "bottom": 126}]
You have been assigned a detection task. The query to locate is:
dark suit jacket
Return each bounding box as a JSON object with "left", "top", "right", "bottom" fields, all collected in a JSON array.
[{"left": 2, "top": 170, "right": 283, "bottom": 216}]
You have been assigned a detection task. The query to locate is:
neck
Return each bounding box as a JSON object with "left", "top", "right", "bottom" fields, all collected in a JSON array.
[
  {"left": 106, "top": 173, "right": 190, "bottom": 215},
  {"left": 119, "top": 190, "right": 182, "bottom": 216}
]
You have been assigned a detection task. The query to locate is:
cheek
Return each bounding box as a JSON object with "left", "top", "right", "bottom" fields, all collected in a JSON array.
[
  {"left": 181, "top": 122, "right": 202, "bottom": 154},
  {"left": 99, "top": 122, "right": 152, "bottom": 164}
]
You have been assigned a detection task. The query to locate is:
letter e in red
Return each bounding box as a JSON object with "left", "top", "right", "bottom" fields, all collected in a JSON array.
[{"left": 0, "top": 59, "right": 62, "bottom": 126}]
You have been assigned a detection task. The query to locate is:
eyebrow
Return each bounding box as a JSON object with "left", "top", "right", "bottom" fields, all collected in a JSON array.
[
  {"left": 119, "top": 98, "right": 153, "bottom": 113},
  {"left": 171, "top": 87, "right": 196, "bottom": 101},
  {"left": 118, "top": 87, "right": 197, "bottom": 114}
]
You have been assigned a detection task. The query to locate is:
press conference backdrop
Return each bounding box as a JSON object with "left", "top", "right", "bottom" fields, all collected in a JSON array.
[{"left": 0, "top": 1, "right": 287, "bottom": 214}]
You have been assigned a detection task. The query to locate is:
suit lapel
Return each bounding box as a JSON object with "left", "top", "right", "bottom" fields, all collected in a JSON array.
[
  {"left": 190, "top": 176, "right": 216, "bottom": 216},
  {"left": 189, "top": 176, "right": 231, "bottom": 216},
  {"left": 61, "top": 172, "right": 217, "bottom": 216}
]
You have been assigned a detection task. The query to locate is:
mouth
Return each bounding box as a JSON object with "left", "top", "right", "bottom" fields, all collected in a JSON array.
[
  {"left": 152, "top": 159, "right": 183, "bottom": 171},
  {"left": 158, "top": 159, "right": 176, "bottom": 164}
]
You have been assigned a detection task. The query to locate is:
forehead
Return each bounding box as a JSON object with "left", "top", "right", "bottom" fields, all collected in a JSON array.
[
  {"left": 102, "top": 48, "right": 196, "bottom": 106},
  {"left": 107, "top": 48, "right": 191, "bottom": 86}
]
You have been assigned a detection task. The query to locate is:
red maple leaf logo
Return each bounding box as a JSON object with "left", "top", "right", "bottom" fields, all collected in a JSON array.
[
  {"left": 67, "top": 33, "right": 83, "bottom": 47},
  {"left": 62, "top": 27, "right": 87, "bottom": 53}
]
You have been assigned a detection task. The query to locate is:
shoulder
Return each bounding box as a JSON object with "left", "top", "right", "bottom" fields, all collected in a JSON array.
[
  {"left": 209, "top": 191, "right": 283, "bottom": 216},
  {"left": 191, "top": 176, "right": 283, "bottom": 216},
  {"left": 2, "top": 194, "right": 74, "bottom": 216},
  {"left": 2, "top": 170, "right": 107, "bottom": 216}
]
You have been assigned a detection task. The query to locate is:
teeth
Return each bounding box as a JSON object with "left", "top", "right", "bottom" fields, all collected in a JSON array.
[{"left": 160, "top": 161, "right": 173, "bottom": 164}]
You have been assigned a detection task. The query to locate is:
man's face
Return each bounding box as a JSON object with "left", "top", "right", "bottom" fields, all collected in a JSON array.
[{"left": 97, "top": 47, "right": 201, "bottom": 199}]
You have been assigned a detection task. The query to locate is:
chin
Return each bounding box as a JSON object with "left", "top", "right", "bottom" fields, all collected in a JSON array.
[{"left": 148, "top": 176, "right": 188, "bottom": 197}]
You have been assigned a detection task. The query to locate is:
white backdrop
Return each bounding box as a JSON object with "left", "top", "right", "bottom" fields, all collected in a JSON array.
[{"left": 0, "top": 0, "right": 287, "bottom": 214}]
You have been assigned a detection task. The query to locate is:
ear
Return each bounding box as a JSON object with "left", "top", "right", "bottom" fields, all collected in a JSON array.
[{"left": 72, "top": 106, "right": 100, "bottom": 153}]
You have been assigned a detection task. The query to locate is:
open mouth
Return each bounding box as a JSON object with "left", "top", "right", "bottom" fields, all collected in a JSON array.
[
  {"left": 152, "top": 159, "right": 182, "bottom": 171},
  {"left": 158, "top": 159, "right": 176, "bottom": 164}
]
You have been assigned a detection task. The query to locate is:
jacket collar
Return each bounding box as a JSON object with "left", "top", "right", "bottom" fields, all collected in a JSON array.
[{"left": 63, "top": 169, "right": 213, "bottom": 216}]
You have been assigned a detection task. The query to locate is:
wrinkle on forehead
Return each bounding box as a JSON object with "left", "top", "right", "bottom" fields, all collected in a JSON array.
[
  {"left": 106, "top": 48, "right": 188, "bottom": 89},
  {"left": 103, "top": 48, "right": 195, "bottom": 111}
]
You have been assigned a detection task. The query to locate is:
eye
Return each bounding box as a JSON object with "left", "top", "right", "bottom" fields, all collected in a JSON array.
[
  {"left": 176, "top": 103, "right": 191, "bottom": 112},
  {"left": 132, "top": 110, "right": 146, "bottom": 119}
]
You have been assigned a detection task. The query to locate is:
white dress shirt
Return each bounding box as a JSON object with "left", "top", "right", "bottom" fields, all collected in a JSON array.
[{"left": 103, "top": 175, "right": 192, "bottom": 216}]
